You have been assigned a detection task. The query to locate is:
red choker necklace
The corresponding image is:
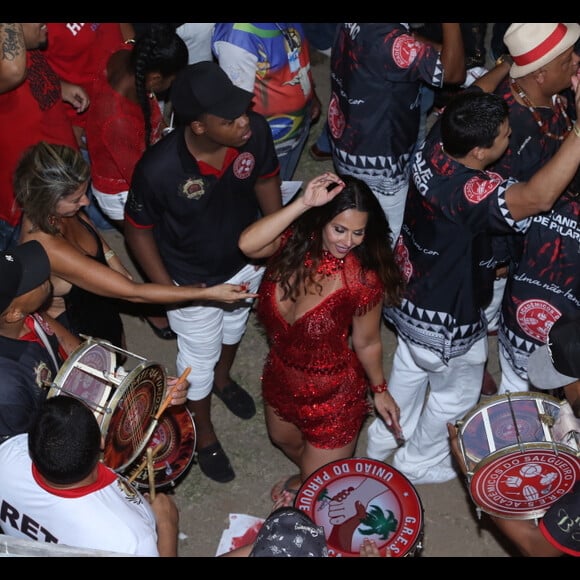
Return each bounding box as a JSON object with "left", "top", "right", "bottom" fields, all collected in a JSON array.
[
  {"left": 510, "top": 78, "right": 572, "bottom": 141},
  {"left": 304, "top": 250, "right": 345, "bottom": 277}
]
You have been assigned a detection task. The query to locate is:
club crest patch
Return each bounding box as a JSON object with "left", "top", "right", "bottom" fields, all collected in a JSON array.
[
  {"left": 516, "top": 300, "right": 561, "bottom": 342},
  {"left": 181, "top": 178, "right": 206, "bottom": 200},
  {"left": 464, "top": 172, "right": 503, "bottom": 203},
  {"left": 233, "top": 152, "right": 255, "bottom": 180},
  {"left": 392, "top": 35, "right": 419, "bottom": 68}
]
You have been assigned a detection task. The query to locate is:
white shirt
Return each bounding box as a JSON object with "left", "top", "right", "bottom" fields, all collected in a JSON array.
[{"left": 0, "top": 434, "right": 159, "bottom": 556}]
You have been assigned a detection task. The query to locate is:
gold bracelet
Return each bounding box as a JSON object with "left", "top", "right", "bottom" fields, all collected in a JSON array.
[
  {"left": 573, "top": 123, "right": 580, "bottom": 139},
  {"left": 370, "top": 380, "right": 388, "bottom": 394},
  {"left": 105, "top": 249, "right": 116, "bottom": 261},
  {"left": 495, "top": 53, "right": 513, "bottom": 67}
]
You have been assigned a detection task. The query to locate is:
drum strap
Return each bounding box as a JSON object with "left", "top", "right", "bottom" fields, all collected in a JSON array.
[{"left": 32, "top": 317, "right": 60, "bottom": 371}]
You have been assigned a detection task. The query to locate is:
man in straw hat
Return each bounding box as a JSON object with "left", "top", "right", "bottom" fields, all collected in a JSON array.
[
  {"left": 448, "top": 311, "right": 580, "bottom": 557},
  {"left": 480, "top": 24, "right": 580, "bottom": 396}
]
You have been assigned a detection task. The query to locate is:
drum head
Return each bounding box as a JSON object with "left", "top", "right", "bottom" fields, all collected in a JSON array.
[
  {"left": 469, "top": 442, "right": 580, "bottom": 519},
  {"left": 295, "top": 458, "right": 423, "bottom": 557},
  {"left": 459, "top": 392, "right": 562, "bottom": 468},
  {"left": 126, "top": 406, "right": 196, "bottom": 491},
  {"left": 48, "top": 340, "right": 116, "bottom": 421},
  {"left": 102, "top": 362, "right": 166, "bottom": 472}
]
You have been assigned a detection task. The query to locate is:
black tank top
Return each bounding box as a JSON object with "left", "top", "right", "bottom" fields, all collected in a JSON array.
[{"left": 58, "top": 214, "right": 124, "bottom": 349}]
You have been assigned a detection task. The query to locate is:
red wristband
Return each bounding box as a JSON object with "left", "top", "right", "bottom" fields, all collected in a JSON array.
[{"left": 370, "top": 380, "right": 388, "bottom": 394}]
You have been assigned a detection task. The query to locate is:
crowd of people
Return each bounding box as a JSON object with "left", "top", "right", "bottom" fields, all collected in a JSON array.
[{"left": 0, "top": 21, "right": 579, "bottom": 558}]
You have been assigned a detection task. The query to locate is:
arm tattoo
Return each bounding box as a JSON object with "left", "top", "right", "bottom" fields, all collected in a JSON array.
[{"left": 0, "top": 23, "right": 24, "bottom": 62}]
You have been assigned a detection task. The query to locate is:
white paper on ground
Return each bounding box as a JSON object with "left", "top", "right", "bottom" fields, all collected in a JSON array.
[{"left": 214, "top": 513, "right": 265, "bottom": 556}]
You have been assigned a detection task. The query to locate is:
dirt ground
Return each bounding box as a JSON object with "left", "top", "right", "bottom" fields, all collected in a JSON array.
[{"left": 101, "top": 49, "right": 518, "bottom": 558}]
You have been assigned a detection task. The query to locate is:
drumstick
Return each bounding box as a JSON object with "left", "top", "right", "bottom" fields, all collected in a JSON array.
[
  {"left": 126, "top": 442, "right": 164, "bottom": 484},
  {"left": 154, "top": 367, "right": 191, "bottom": 421},
  {"left": 147, "top": 447, "right": 156, "bottom": 500}
]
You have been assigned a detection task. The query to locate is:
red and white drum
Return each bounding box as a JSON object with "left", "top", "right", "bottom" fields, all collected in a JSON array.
[
  {"left": 295, "top": 458, "right": 424, "bottom": 557},
  {"left": 124, "top": 406, "right": 196, "bottom": 491},
  {"left": 457, "top": 391, "right": 580, "bottom": 519},
  {"left": 47, "top": 338, "right": 166, "bottom": 473}
]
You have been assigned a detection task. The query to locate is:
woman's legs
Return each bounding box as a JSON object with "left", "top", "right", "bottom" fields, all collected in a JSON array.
[{"left": 265, "top": 402, "right": 358, "bottom": 485}]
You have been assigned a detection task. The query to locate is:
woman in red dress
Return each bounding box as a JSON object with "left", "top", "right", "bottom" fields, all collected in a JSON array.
[{"left": 239, "top": 172, "right": 404, "bottom": 500}]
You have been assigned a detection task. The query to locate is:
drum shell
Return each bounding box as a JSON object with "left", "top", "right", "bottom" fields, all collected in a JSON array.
[
  {"left": 47, "top": 338, "right": 166, "bottom": 472},
  {"left": 457, "top": 392, "right": 580, "bottom": 519}
]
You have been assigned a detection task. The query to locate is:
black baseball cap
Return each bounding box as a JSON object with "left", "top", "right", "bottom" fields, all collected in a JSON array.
[
  {"left": 0, "top": 241, "right": 51, "bottom": 313},
  {"left": 170, "top": 61, "right": 254, "bottom": 123},
  {"left": 527, "top": 314, "right": 580, "bottom": 390}
]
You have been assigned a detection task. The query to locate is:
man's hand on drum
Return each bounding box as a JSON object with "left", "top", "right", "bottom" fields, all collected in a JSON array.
[
  {"left": 166, "top": 375, "right": 189, "bottom": 407},
  {"left": 446, "top": 423, "right": 468, "bottom": 477}
]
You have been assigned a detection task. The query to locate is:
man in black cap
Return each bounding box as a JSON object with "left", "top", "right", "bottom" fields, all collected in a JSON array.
[
  {"left": 0, "top": 240, "right": 82, "bottom": 440},
  {"left": 448, "top": 312, "right": 580, "bottom": 557},
  {"left": 124, "top": 60, "right": 282, "bottom": 483}
]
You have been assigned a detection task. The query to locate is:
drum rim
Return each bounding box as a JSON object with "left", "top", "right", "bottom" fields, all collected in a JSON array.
[
  {"left": 47, "top": 339, "right": 117, "bottom": 405},
  {"left": 101, "top": 360, "right": 166, "bottom": 472},
  {"left": 294, "top": 457, "right": 424, "bottom": 557}
]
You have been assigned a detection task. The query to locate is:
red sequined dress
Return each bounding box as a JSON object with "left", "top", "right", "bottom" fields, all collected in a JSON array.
[{"left": 256, "top": 251, "right": 384, "bottom": 449}]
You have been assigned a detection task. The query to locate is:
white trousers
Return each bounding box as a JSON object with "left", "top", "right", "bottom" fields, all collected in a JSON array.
[
  {"left": 167, "top": 263, "right": 264, "bottom": 401},
  {"left": 376, "top": 182, "right": 409, "bottom": 249},
  {"left": 497, "top": 342, "right": 530, "bottom": 394},
  {"left": 91, "top": 185, "right": 128, "bottom": 222},
  {"left": 366, "top": 334, "right": 486, "bottom": 484},
  {"left": 484, "top": 275, "right": 507, "bottom": 332}
]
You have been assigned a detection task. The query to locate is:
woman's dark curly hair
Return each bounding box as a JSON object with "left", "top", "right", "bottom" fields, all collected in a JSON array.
[{"left": 266, "top": 175, "right": 405, "bottom": 306}]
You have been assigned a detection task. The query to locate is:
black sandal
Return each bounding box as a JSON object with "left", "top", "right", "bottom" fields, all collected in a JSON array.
[
  {"left": 196, "top": 441, "right": 235, "bottom": 483},
  {"left": 212, "top": 381, "right": 256, "bottom": 419},
  {"left": 142, "top": 317, "right": 176, "bottom": 340}
]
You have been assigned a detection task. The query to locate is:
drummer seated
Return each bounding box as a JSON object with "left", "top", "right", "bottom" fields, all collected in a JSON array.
[
  {"left": 0, "top": 238, "right": 189, "bottom": 443},
  {"left": 0, "top": 240, "right": 83, "bottom": 441},
  {"left": 0, "top": 396, "right": 179, "bottom": 556}
]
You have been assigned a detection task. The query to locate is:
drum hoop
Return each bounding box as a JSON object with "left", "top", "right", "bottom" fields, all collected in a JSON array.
[
  {"left": 294, "top": 457, "right": 423, "bottom": 557},
  {"left": 472, "top": 441, "right": 580, "bottom": 471},
  {"left": 469, "top": 443, "right": 580, "bottom": 519},
  {"left": 99, "top": 360, "right": 165, "bottom": 435},
  {"left": 101, "top": 361, "right": 166, "bottom": 472},
  {"left": 47, "top": 339, "right": 117, "bottom": 416},
  {"left": 127, "top": 407, "right": 196, "bottom": 491},
  {"left": 458, "top": 391, "right": 562, "bottom": 426},
  {"left": 457, "top": 392, "right": 564, "bottom": 469}
]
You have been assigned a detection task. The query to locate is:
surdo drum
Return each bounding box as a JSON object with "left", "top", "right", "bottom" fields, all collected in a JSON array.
[
  {"left": 295, "top": 458, "right": 424, "bottom": 557},
  {"left": 47, "top": 338, "right": 166, "bottom": 473},
  {"left": 456, "top": 391, "right": 580, "bottom": 519},
  {"left": 125, "top": 405, "right": 196, "bottom": 491}
]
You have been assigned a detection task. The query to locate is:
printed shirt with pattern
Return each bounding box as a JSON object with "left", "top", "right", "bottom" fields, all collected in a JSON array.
[
  {"left": 328, "top": 23, "right": 444, "bottom": 194},
  {"left": 488, "top": 77, "right": 579, "bottom": 377},
  {"left": 384, "top": 123, "right": 530, "bottom": 362},
  {"left": 212, "top": 23, "right": 315, "bottom": 156}
]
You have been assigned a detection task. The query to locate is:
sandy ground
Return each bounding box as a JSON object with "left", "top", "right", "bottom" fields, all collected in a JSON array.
[{"left": 100, "top": 50, "right": 517, "bottom": 558}]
